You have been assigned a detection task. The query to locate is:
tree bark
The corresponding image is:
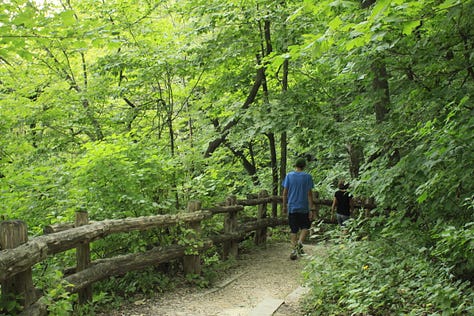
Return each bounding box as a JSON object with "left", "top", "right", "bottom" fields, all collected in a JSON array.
[
  {"left": 266, "top": 132, "right": 279, "bottom": 216},
  {"left": 361, "top": 0, "right": 376, "bottom": 9},
  {"left": 224, "top": 143, "right": 258, "bottom": 184},
  {"left": 346, "top": 142, "right": 364, "bottom": 179},
  {"left": 280, "top": 60, "right": 289, "bottom": 199},
  {"left": 280, "top": 1, "right": 289, "bottom": 199},
  {"left": 372, "top": 58, "right": 390, "bottom": 123}
]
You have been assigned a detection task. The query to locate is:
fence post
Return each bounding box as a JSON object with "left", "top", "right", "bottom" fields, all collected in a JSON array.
[
  {"left": 183, "top": 200, "right": 202, "bottom": 275},
  {"left": 75, "top": 211, "right": 92, "bottom": 304},
  {"left": 255, "top": 190, "right": 268, "bottom": 246},
  {"left": 223, "top": 195, "right": 238, "bottom": 259},
  {"left": 271, "top": 190, "right": 278, "bottom": 218},
  {"left": 312, "top": 191, "right": 320, "bottom": 221},
  {"left": 0, "top": 221, "right": 36, "bottom": 312}
]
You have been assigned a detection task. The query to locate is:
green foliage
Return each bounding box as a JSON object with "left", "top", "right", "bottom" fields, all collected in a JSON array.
[
  {"left": 92, "top": 267, "right": 173, "bottom": 313},
  {"left": 71, "top": 136, "right": 179, "bottom": 219},
  {"left": 91, "top": 228, "right": 172, "bottom": 262},
  {"left": 35, "top": 269, "right": 74, "bottom": 316},
  {"left": 432, "top": 222, "right": 474, "bottom": 281},
  {"left": 82, "top": 290, "right": 123, "bottom": 315},
  {"left": 0, "top": 293, "right": 22, "bottom": 316},
  {"left": 177, "top": 227, "right": 204, "bottom": 255},
  {"left": 185, "top": 273, "right": 210, "bottom": 288},
  {"left": 304, "top": 215, "right": 474, "bottom": 315},
  {"left": 357, "top": 97, "right": 474, "bottom": 224},
  {"left": 0, "top": 156, "right": 74, "bottom": 232},
  {"left": 92, "top": 246, "right": 232, "bottom": 313}
]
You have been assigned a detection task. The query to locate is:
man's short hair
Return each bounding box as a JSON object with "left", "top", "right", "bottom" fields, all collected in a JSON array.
[
  {"left": 338, "top": 179, "right": 349, "bottom": 189},
  {"left": 294, "top": 158, "right": 307, "bottom": 168}
]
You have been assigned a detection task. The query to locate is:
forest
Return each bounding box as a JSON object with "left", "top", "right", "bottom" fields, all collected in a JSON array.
[{"left": 1, "top": 0, "right": 473, "bottom": 315}]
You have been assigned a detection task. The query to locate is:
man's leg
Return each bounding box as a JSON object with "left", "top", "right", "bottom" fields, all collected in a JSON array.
[
  {"left": 298, "top": 228, "right": 308, "bottom": 244},
  {"left": 295, "top": 228, "right": 307, "bottom": 255},
  {"left": 296, "top": 211, "right": 312, "bottom": 255},
  {"left": 290, "top": 232, "right": 298, "bottom": 260},
  {"left": 290, "top": 232, "right": 298, "bottom": 247}
]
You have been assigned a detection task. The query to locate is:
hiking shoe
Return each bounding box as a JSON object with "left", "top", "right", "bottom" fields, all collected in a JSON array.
[
  {"left": 297, "top": 243, "right": 305, "bottom": 255},
  {"left": 290, "top": 249, "right": 298, "bottom": 260}
]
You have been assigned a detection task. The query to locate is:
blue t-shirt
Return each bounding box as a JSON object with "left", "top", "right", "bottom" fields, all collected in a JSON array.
[{"left": 282, "top": 171, "right": 314, "bottom": 213}]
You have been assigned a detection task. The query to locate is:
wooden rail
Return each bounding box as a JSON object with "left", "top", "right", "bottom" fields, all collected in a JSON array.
[{"left": 0, "top": 191, "right": 375, "bottom": 315}]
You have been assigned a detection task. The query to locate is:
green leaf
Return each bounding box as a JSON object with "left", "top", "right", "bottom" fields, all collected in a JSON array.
[
  {"left": 437, "top": 0, "right": 461, "bottom": 10},
  {"left": 402, "top": 20, "right": 421, "bottom": 35},
  {"left": 57, "top": 10, "right": 76, "bottom": 26},
  {"left": 12, "top": 11, "right": 36, "bottom": 28},
  {"left": 370, "top": 0, "right": 391, "bottom": 20},
  {"left": 417, "top": 191, "right": 428, "bottom": 204},
  {"left": 345, "top": 35, "right": 367, "bottom": 50},
  {"left": 70, "top": 40, "right": 88, "bottom": 50},
  {"left": 328, "top": 16, "right": 343, "bottom": 30}
]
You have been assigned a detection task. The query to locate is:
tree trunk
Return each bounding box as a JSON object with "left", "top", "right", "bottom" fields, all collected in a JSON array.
[
  {"left": 225, "top": 143, "right": 258, "bottom": 184},
  {"left": 372, "top": 58, "right": 390, "bottom": 123},
  {"left": 259, "top": 17, "right": 279, "bottom": 216},
  {"left": 266, "top": 132, "right": 279, "bottom": 217},
  {"left": 346, "top": 142, "right": 364, "bottom": 179},
  {"left": 280, "top": 1, "right": 289, "bottom": 198},
  {"left": 361, "top": 0, "right": 376, "bottom": 9},
  {"left": 280, "top": 60, "right": 289, "bottom": 198}
]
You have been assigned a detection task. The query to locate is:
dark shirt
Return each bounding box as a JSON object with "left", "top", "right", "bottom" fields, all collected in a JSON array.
[{"left": 335, "top": 190, "right": 353, "bottom": 216}]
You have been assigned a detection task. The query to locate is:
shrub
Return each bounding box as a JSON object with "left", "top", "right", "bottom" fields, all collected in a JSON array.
[
  {"left": 431, "top": 222, "right": 474, "bottom": 282},
  {"left": 303, "top": 215, "right": 474, "bottom": 315}
]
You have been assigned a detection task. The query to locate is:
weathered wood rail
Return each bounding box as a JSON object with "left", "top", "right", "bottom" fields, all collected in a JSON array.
[{"left": 0, "top": 191, "right": 375, "bottom": 315}]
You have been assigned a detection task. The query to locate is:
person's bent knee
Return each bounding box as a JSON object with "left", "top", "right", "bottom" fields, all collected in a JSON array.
[{"left": 336, "top": 213, "right": 350, "bottom": 226}]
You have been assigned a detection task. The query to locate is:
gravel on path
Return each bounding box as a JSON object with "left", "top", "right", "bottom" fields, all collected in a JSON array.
[{"left": 99, "top": 241, "right": 325, "bottom": 316}]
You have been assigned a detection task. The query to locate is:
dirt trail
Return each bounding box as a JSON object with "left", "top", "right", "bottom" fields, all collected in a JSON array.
[{"left": 104, "top": 242, "right": 325, "bottom": 316}]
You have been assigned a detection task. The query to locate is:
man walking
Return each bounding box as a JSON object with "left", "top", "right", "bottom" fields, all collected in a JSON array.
[{"left": 282, "top": 157, "right": 316, "bottom": 260}]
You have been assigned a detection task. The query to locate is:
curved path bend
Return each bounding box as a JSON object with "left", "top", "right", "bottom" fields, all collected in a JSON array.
[{"left": 102, "top": 242, "right": 325, "bottom": 316}]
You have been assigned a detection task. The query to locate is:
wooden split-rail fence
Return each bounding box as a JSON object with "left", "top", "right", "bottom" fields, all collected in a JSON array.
[{"left": 0, "top": 191, "right": 375, "bottom": 315}]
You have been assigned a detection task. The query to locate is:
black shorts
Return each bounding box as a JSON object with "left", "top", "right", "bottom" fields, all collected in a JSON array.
[{"left": 288, "top": 212, "right": 311, "bottom": 233}]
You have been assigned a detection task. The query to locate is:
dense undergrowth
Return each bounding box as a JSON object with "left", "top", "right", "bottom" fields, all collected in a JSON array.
[{"left": 303, "top": 212, "right": 474, "bottom": 315}]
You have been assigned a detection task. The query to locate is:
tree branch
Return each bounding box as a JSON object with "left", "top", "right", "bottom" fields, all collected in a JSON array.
[{"left": 204, "top": 66, "right": 264, "bottom": 157}]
